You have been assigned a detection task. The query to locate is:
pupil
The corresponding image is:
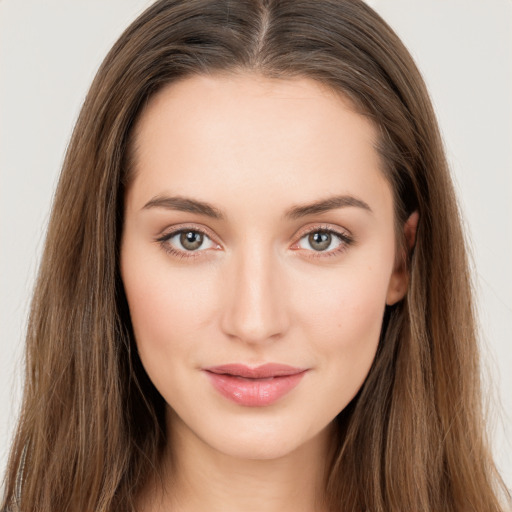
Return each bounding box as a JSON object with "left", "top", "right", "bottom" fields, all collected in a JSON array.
[
  {"left": 180, "top": 231, "right": 203, "bottom": 250},
  {"left": 309, "top": 231, "right": 331, "bottom": 251}
]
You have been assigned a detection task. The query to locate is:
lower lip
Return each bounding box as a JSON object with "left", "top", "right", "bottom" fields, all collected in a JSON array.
[{"left": 204, "top": 371, "right": 307, "bottom": 407}]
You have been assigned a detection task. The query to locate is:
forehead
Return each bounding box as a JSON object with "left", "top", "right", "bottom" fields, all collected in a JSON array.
[{"left": 126, "top": 73, "right": 392, "bottom": 220}]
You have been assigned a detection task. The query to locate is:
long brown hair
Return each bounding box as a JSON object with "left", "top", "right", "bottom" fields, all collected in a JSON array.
[{"left": 2, "top": 1, "right": 509, "bottom": 510}]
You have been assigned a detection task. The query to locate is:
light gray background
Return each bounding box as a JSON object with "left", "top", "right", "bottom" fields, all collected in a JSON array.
[{"left": 1, "top": 0, "right": 511, "bottom": 492}]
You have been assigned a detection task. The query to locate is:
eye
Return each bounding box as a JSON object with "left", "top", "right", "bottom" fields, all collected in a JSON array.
[
  {"left": 294, "top": 227, "right": 353, "bottom": 256},
  {"left": 157, "top": 228, "right": 219, "bottom": 257}
]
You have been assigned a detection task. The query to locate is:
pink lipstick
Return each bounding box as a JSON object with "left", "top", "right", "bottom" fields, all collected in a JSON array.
[{"left": 203, "top": 363, "right": 308, "bottom": 407}]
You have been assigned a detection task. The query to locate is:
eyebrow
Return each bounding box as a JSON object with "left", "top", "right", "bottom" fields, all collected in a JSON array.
[
  {"left": 142, "top": 195, "right": 225, "bottom": 219},
  {"left": 284, "top": 195, "right": 372, "bottom": 219},
  {"left": 142, "top": 194, "right": 372, "bottom": 220}
]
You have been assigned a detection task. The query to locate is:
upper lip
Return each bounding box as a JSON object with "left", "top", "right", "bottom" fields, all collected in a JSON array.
[{"left": 203, "top": 363, "right": 307, "bottom": 379}]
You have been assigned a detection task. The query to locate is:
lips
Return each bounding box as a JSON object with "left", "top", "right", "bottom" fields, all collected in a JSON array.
[{"left": 203, "top": 363, "right": 308, "bottom": 407}]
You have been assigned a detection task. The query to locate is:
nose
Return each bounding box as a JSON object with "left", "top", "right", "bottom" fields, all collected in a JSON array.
[{"left": 220, "top": 243, "right": 290, "bottom": 345}]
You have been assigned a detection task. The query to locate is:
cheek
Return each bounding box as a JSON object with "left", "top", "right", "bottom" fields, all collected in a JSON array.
[
  {"left": 294, "top": 262, "right": 389, "bottom": 346},
  {"left": 120, "top": 244, "right": 218, "bottom": 392},
  {"left": 126, "top": 272, "right": 213, "bottom": 338},
  {"left": 291, "top": 261, "right": 391, "bottom": 405}
]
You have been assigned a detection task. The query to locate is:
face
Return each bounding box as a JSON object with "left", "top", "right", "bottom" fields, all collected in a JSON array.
[{"left": 120, "top": 73, "right": 408, "bottom": 460}]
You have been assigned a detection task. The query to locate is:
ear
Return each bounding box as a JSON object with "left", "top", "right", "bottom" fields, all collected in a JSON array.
[{"left": 386, "top": 211, "right": 419, "bottom": 306}]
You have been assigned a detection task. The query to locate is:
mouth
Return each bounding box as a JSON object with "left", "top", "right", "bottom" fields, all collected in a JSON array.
[{"left": 203, "top": 363, "right": 308, "bottom": 406}]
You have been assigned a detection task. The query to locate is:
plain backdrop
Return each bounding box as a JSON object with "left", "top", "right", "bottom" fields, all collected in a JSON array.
[{"left": 1, "top": 0, "right": 511, "bottom": 492}]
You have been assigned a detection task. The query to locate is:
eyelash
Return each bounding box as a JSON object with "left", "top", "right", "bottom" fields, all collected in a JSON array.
[
  {"left": 155, "top": 224, "right": 354, "bottom": 261},
  {"left": 155, "top": 226, "right": 218, "bottom": 261}
]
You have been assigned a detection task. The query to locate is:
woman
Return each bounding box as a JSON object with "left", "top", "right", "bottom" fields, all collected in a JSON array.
[{"left": 1, "top": 0, "right": 509, "bottom": 510}]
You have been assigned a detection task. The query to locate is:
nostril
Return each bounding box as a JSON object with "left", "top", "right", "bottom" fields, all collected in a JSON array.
[{"left": 218, "top": 253, "right": 290, "bottom": 344}]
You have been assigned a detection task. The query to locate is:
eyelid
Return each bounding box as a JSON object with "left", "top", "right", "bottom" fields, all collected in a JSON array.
[
  {"left": 156, "top": 223, "right": 220, "bottom": 243},
  {"left": 292, "top": 223, "right": 352, "bottom": 241},
  {"left": 155, "top": 222, "right": 354, "bottom": 260},
  {"left": 290, "top": 223, "right": 354, "bottom": 257},
  {"left": 155, "top": 223, "right": 222, "bottom": 258}
]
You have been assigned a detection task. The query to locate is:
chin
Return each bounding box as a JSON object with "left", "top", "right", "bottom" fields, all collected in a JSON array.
[
  {"left": 194, "top": 413, "right": 333, "bottom": 462},
  {"left": 215, "top": 436, "right": 300, "bottom": 460}
]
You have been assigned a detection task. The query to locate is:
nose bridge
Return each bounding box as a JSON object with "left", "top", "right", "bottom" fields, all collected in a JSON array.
[{"left": 220, "top": 238, "right": 289, "bottom": 344}]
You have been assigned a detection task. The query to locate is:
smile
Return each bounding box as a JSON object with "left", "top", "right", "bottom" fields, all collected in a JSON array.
[{"left": 203, "top": 364, "right": 308, "bottom": 407}]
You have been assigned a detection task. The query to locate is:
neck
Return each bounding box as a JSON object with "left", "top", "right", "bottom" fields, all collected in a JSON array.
[{"left": 140, "top": 408, "right": 335, "bottom": 512}]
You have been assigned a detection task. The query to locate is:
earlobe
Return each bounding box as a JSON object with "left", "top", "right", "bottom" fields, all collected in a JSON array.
[{"left": 386, "top": 211, "right": 419, "bottom": 306}]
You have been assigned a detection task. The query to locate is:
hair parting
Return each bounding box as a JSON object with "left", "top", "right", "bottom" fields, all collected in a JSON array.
[{"left": 2, "top": 1, "right": 509, "bottom": 511}]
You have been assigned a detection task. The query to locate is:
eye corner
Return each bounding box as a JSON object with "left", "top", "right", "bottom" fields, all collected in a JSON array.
[
  {"left": 154, "top": 224, "right": 223, "bottom": 261},
  {"left": 290, "top": 225, "right": 355, "bottom": 259}
]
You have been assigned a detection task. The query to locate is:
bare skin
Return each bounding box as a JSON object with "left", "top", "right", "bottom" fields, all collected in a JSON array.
[
  {"left": 137, "top": 409, "right": 335, "bottom": 512},
  {"left": 121, "top": 73, "right": 417, "bottom": 512}
]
